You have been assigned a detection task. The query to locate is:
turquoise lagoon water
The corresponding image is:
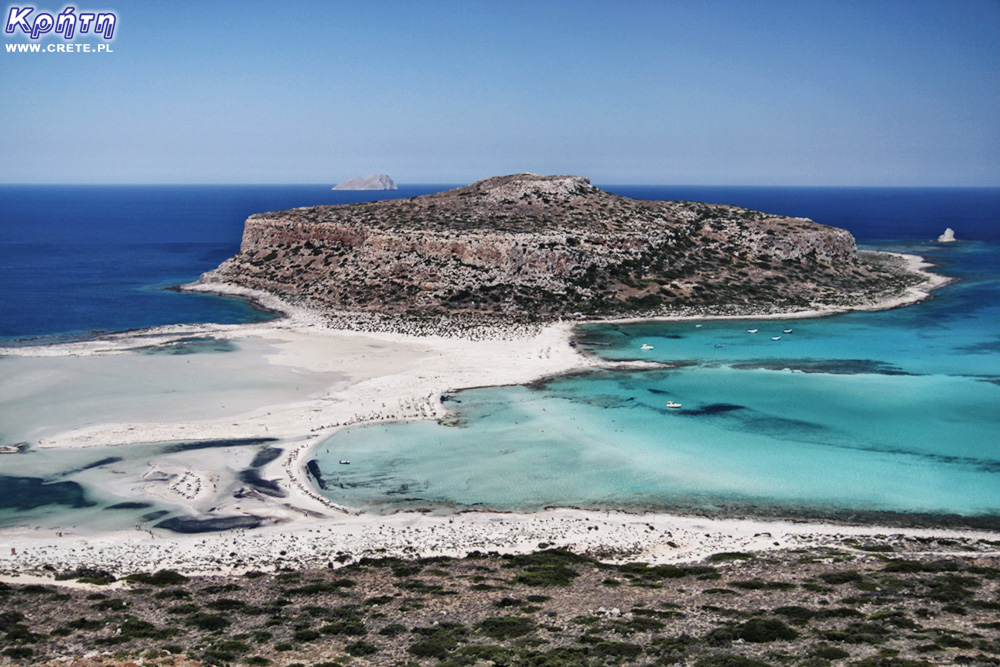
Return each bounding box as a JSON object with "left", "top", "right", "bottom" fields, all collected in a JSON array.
[
  {"left": 3, "top": 185, "right": 999, "bottom": 531},
  {"left": 311, "top": 240, "right": 1000, "bottom": 525}
]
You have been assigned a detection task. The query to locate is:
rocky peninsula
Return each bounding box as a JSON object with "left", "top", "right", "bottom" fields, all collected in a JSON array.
[{"left": 200, "top": 174, "right": 925, "bottom": 330}]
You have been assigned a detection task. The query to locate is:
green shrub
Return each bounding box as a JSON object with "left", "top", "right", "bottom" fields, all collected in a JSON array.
[
  {"left": 293, "top": 628, "right": 320, "bottom": 642},
  {"left": 734, "top": 618, "right": 798, "bottom": 643},
  {"left": 477, "top": 615, "right": 536, "bottom": 640},
  {"left": 125, "top": 569, "right": 188, "bottom": 586},
  {"left": 345, "top": 640, "right": 379, "bottom": 656},
  {"left": 3, "top": 624, "right": 44, "bottom": 644},
  {"left": 819, "top": 570, "right": 864, "bottom": 585},
  {"left": 809, "top": 643, "right": 850, "bottom": 659},
  {"left": 0, "top": 610, "right": 25, "bottom": 630},
  {"left": 514, "top": 562, "right": 580, "bottom": 587},
  {"left": 1, "top": 647, "right": 33, "bottom": 660},
  {"left": 409, "top": 623, "right": 469, "bottom": 660},
  {"left": 116, "top": 618, "right": 175, "bottom": 640},
  {"left": 185, "top": 613, "right": 230, "bottom": 632},
  {"left": 707, "top": 552, "right": 756, "bottom": 563},
  {"left": 206, "top": 598, "right": 247, "bottom": 612},
  {"left": 590, "top": 640, "right": 643, "bottom": 659}
]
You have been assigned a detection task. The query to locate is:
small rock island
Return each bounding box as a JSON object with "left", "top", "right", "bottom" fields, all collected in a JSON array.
[
  {"left": 332, "top": 173, "right": 397, "bottom": 190},
  {"left": 203, "top": 173, "right": 924, "bottom": 326},
  {"left": 937, "top": 227, "right": 957, "bottom": 243}
]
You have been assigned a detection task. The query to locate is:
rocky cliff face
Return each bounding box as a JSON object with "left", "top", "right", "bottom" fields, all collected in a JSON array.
[{"left": 202, "top": 174, "right": 919, "bottom": 321}]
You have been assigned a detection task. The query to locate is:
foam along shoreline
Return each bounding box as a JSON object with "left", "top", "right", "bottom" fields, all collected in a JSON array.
[{"left": 0, "top": 250, "right": 976, "bottom": 577}]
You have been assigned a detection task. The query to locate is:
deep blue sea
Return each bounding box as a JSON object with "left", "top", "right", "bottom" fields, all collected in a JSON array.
[
  {"left": 0, "top": 185, "right": 444, "bottom": 343},
  {"left": 2, "top": 184, "right": 999, "bottom": 528}
]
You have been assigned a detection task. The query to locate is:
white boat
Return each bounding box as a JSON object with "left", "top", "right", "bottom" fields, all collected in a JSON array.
[
  {"left": 715, "top": 344, "right": 724, "bottom": 348},
  {"left": 747, "top": 328, "right": 758, "bottom": 333},
  {"left": 783, "top": 329, "right": 793, "bottom": 334},
  {"left": 339, "top": 460, "right": 350, "bottom": 465},
  {"left": 771, "top": 336, "right": 781, "bottom": 341},
  {"left": 695, "top": 324, "right": 702, "bottom": 328},
  {"left": 666, "top": 401, "right": 682, "bottom": 409},
  {"left": 641, "top": 344, "right": 654, "bottom": 350}
]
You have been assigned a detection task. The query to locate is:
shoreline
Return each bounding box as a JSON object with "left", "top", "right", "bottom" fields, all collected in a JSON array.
[{"left": 0, "top": 248, "right": 986, "bottom": 578}]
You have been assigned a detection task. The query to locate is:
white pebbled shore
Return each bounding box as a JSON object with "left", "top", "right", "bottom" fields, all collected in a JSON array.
[
  {"left": 3, "top": 508, "right": 999, "bottom": 581},
  {"left": 0, "top": 251, "right": 984, "bottom": 579}
]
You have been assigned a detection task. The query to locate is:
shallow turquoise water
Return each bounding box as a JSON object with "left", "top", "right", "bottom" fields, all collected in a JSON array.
[{"left": 312, "top": 241, "right": 1000, "bottom": 524}]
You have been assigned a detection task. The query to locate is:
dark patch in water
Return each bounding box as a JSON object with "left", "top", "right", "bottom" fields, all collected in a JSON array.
[
  {"left": 741, "top": 413, "right": 832, "bottom": 438},
  {"left": 249, "top": 447, "right": 282, "bottom": 468},
  {"left": 0, "top": 475, "right": 95, "bottom": 511},
  {"left": 155, "top": 515, "right": 263, "bottom": 533},
  {"left": 731, "top": 358, "right": 914, "bottom": 375},
  {"left": 136, "top": 336, "right": 238, "bottom": 355},
  {"left": 51, "top": 456, "right": 126, "bottom": 479},
  {"left": 844, "top": 445, "right": 1000, "bottom": 475},
  {"left": 163, "top": 437, "right": 278, "bottom": 454},
  {"left": 678, "top": 403, "right": 746, "bottom": 416},
  {"left": 956, "top": 336, "right": 1000, "bottom": 355},
  {"left": 104, "top": 501, "right": 153, "bottom": 510},
  {"left": 385, "top": 481, "right": 429, "bottom": 496},
  {"left": 79, "top": 456, "right": 123, "bottom": 471},
  {"left": 305, "top": 460, "right": 326, "bottom": 489},
  {"left": 238, "top": 469, "right": 287, "bottom": 498},
  {"left": 140, "top": 510, "right": 170, "bottom": 522}
]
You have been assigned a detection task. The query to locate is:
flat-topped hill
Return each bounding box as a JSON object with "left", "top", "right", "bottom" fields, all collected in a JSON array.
[{"left": 200, "top": 174, "right": 923, "bottom": 322}]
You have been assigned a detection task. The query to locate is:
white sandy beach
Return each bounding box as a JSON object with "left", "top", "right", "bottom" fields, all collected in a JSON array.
[{"left": 2, "top": 252, "right": 993, "bottom": 579}]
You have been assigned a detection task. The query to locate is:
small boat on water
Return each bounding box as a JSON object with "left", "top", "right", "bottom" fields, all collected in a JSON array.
[
  {"left": 783, "top": 329, "right": 793, "bottom": 334},
  {"left": 747, "top": 328, "right": 759, "bottom": 333},
  {"left": 666, "top": 401, "right": 682, "bottom": 409},
  {"left": 641, "top": 344, "right": 654, "bottom": 350},
  {"left": 339, "top": 460, "right": 350, "bottom": 465},
  {"left": 771, "top": 336, "right": 781, "bottom": 341},
  {"left": 715, "top": 344, "right": 724, "bottom": 348}
]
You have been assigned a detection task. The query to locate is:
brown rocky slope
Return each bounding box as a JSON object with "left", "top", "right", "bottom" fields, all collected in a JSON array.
[{"left": 199, "top": 174, "right": 923, "bottom": 323}]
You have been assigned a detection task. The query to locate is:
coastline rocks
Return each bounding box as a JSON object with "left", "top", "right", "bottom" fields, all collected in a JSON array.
[
  {"left": 937, "top": 227, "right": 957, "bottom": 242},
  {"left": 332, "top": 173, "right": 397, "bottom": 190}
]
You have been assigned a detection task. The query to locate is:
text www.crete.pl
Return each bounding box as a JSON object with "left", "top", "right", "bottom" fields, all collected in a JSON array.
[{"left": 6, "top": 42, "right": 112, "bottom": 52}]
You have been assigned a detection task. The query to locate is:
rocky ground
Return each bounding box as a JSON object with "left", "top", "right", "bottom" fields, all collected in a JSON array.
[{"left": 3, "top": 535, "right": 999, "bottom": 667}]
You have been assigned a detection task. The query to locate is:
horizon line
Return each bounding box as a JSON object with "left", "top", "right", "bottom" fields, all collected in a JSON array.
[{"left": 3, "top": 182, "right": 999, "bottom": 189}]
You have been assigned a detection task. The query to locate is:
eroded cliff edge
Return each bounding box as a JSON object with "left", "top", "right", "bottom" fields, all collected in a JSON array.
[{"left": 199, "top": 174, "right": 926, "bottom": 324}]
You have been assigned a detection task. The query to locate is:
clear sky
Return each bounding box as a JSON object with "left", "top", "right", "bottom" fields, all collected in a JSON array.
[{"left": 2, "top": 0, "right": 998, "bottom": 185}]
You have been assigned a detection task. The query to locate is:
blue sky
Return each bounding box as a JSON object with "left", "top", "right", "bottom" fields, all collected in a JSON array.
[{"left": 2, "top": 0, "right": 998, "bottom": 185}]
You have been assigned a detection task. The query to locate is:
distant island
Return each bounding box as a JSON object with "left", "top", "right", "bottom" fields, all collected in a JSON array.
[
  {"left": 332, "top": 173, "right": 397, "bottom": 190},
  {"left": 202, "top": 173, "right": 927, "bottom": 328}
]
